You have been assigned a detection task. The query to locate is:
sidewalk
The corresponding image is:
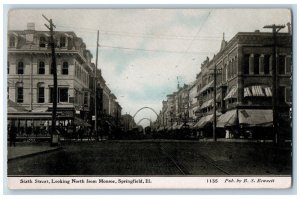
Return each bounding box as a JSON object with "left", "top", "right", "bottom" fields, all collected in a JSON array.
[{"left": 7, "top": 142, "right": 63, "bottom": 161}]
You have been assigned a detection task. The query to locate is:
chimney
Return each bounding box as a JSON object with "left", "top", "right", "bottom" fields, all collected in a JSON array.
[
  {"left": 25, "top": 23, "right": 35, "bottom": 43},
  {"left": 254, "top": 30, "right": 260, "bottom": 33},
  {"left": 27, "top": 22, "right": 35, "bottom": 31}
]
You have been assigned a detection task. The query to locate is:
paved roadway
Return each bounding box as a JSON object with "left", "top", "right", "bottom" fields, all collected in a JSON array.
[{"left": 7, "top": 140, "right": 291, "bottom": 176}]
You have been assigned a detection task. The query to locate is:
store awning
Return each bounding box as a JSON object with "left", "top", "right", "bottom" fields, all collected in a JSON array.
[
  {"left": 238, "top": 109, "right": 273, "bottom": 127},
  {"left": 198, "top": 81, "right": 214, "bottom": 94},
  {"left": 217, "top": 109, "right": 238, "bottom": 128},
  {"left": 7, "top": 99, "right": 28, "bottom": 113},
  {"left": 199, "top": 99, "right": 213, "bottom": 109},
  {"left": 74, "top": 117, "right": 92, "bottom": 127},
  {"left": 224, "top": 86, "right": 237, "bottom": 100},
  {"left": 244, "top": 85, "right": 272, "bottom": 97},
  {"left": 264, "top": 87, "right": 272, "bottom": 97},
  {"left": 193, "top": 114, "right": 214, "bottom": 128}
]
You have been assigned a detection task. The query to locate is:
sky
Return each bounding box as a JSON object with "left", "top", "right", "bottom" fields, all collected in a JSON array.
[{"left": 8, "top": 9, "right": 291, "bottom": 127}]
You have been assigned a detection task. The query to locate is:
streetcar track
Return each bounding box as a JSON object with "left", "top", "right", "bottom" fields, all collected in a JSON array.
[
  {"left": 158, "top": 143, "right": 189, "bottom": 175},
  {"left": 161, "top": 142, "right": 231, "bottom": 175}
]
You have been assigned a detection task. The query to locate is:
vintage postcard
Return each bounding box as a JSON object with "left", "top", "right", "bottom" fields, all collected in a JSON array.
[{"left": 6, "top": 8, "right": 292, "bottom": 189}]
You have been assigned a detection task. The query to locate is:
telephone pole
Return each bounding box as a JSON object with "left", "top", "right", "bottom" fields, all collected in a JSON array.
[
  {"left": 43, "top": 15, "right": 58, "bottom": 146},
  {"left": 94, "top": 30, "right": 100, "bottom": 141},
  {"left": 263, "top": 24, "right": 285, "bottom": 144}
]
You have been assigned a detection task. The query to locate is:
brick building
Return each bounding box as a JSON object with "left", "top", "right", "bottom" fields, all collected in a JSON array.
[{"left": 194, "top": 30, "right": 292, "bottom": 139}]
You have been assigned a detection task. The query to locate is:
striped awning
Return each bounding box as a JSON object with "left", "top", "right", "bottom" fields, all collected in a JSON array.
[
  {"left": 244, "top": 85, "right": 272, "bottom": 97},
  {"left": 251, "top": 86, "right": 264, "bottom": 96},
  {"left": 224, "top": 86, "right": 237, "bottom": 100},
  {"left": 265, "top": 87, "right": 272, "bottom": 97}
]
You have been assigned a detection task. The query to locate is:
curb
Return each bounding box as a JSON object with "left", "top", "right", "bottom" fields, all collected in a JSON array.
[{"left": 7, "top": 147, "right": 64, "bottom": 162}]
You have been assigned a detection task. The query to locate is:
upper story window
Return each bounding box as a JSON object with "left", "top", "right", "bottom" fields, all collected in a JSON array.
[
  {"left": 62, "top": 62, "right": 68, "bottom": 75},
  {"left": 38, "top": 61, "right": 45, "bottom": 74},
  {"left": 39, "top": 36, "right": 46, "bottom": 47},
  {"left": 37, "top": 83, "right": 45, "bottom": 103},
  {"left": 17, "top": 61, "right": 24, "bottom": 74},
  {"left": 16, "top": 82, "right": 23, "bottom": 103},
  {"left": 243, "top": 54, "right": 250, "bottom": 75},
  {"left": 60, "top": 36, "right": 66, "bottom": 47},
  {"left": 58, "top": 88, "right": 68, "bottom": 102},
  {"left": 9, "top": 36, "right": 15, "bottom": 47},
  {"left": 253, "top": 54, "right": 260, "bottom": 75},
  {"left": 264, "top": 55, "right": 270, "bottom": 74}
]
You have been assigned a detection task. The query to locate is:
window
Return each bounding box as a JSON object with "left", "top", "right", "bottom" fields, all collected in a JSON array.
[
  {"left": 38, "top": 61, "right": 45, "bottom": 74},
  {"left": 17, "top": 86, "right": 23, "bottom": 103},
  {"left": 254, "top": 54, "right": 260, "bottom": 74},
  {"left": 58, "top": 88, "right": 68, "bottom": 102},
  {"left": 17, "top": 62, "right": 24, "bottom": 74},
  {"left": 243, "top": 54, "right": 250, "bottom": 74},
  {"left": 38, "top": 85, "right": 45, "bottom": 103},
  {"left": 39, "top": 37, "right": 46, "bottom": 47},
  {"left": 278, "top": 55, "right": 286, "bottom": 74},
  {"left": 264, "top": 55, "right": 270, "bottom": 74},
  {"left": 49, "top": 87, "right": 54, "bottom": 103},
  {"left": 60, "top": 36, "right": 66, "bottom": 47},
  {"left": 62, "top": 62, "right": 68, "bottom": 75},
  {"left": 9, "top": 36, "right": 15, "bottom": 47},
  {"left": 49, "top": 87, "right": 68, "bottom": 103},
  {"left": 7, "top": 62, "right": 9, "bottom": 74}
]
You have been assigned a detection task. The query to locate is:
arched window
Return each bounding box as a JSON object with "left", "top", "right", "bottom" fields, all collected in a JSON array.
[
  {"left": 254, "top": 54, "right": 260, "bottom": 74},
  {"left": 38, "top": 61, "right": 45, "bottom": 74},
  {"left": 9, "top": 36, "right": 15, "bottom": 47},
  {"left": 62, "top": 62, "right": 68, "bottom": 75},
  {"left": 16, "top": 82, "right": 23, "bottom": 103},
  {"left": 39, "top": 36, "right": 46, "bottom": 47},
  {"left": 17, "top": 61, "right": 24, "bottom": 74},
  {"left": 37, "top": 83, "right": 45, "bottom": 103}
]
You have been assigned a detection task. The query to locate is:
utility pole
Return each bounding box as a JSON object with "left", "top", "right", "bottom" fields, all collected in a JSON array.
[
  {"left": 94, "top": 30, "right": 100, "bottom": 141},
  {"left": 263, "top": 24, "right": 285, "bottom": 145},
  {"left": 43, "top": 15, "right": 58, "bottom": 146},
  {"left": 213, "top": 63, "right": 217, "bottom": 142}
]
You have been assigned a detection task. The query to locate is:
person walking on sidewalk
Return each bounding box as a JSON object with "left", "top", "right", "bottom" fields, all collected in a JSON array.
[{"left": 9, "top": 125, "right": 16, "bottom": 147}]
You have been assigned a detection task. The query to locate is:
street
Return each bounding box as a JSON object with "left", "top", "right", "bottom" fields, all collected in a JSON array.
[{"left": 8, "top": 140, "right": 291, "bottom": 176}]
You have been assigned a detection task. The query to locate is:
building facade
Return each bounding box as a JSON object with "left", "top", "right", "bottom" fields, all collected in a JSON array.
[
  {"left": 157, "top": 29, "right": 292, "bottom": 140},
  {"left": 194, "top": 30, "right": 292, "bottom": 139},
  {"left": 7, "top": 23, "right": 122, "bottom": 140}
]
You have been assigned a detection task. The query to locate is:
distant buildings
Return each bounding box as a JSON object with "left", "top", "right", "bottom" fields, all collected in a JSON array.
[
  {"left": 157, "top": 28, "right": 292, "bottom": 139},
  {"left": 7, "top": 23, "right": 122, "bottom": 138}
]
